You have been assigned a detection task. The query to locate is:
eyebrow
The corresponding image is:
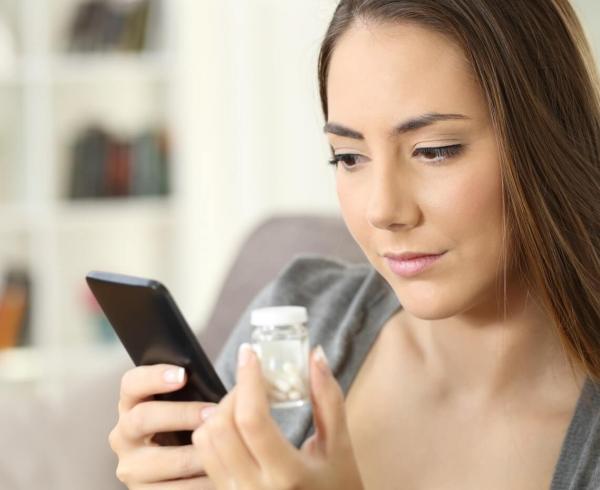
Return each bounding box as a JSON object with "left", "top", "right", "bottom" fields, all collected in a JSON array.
[{"left": 322, "top": 112, "right": 470, "bottom": 140}]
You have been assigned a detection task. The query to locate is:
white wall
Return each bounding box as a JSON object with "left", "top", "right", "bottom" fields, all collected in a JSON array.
[
  {"left": 170, "top": 0, "right": 340, "bottom": 327},
  {"left": 573, "top": 0, "right": 600, "bottom": 62}
]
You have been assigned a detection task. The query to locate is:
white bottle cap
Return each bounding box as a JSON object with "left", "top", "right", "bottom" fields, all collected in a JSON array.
[{"left": 250, "top": 306, "right": 308, "bottom": 327}]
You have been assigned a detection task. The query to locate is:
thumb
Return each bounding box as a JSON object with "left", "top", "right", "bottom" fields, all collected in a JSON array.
[{"left": 307, "top": 345, "right": 346, "bottom": 455}]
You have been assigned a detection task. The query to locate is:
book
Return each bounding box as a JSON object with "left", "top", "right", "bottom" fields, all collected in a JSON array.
[
  {"left": 66, "top": 0, "right": 157, "bottom": 53},
  {"left": 0, "top": 268, "right": 31, "bottom": 349},
  {"left": 106, "top": 138, "right": 131, "bottom": 197},
  {"left": 130, "top": 129, "right": 169, "bottom": 196},
  {"left": 67, "top": 125, "right": 170, "bottom": 199}
]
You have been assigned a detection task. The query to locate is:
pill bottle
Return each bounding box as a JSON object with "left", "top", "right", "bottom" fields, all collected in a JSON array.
[{"left": 250, "top": 306, "right": 309, "bottom": 409}]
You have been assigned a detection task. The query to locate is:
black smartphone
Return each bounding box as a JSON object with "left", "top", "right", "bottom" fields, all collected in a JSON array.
[{"left": 86, "top": 270, "right": 228, "bottom": 446}]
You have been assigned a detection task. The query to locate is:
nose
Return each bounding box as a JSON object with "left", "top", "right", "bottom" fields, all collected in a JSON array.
[{"left": 366, "top": 159, "right": 420, "bottom": 230}]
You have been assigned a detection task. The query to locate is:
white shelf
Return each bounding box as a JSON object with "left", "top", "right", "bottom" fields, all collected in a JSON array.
[
  {"left": 0, "top": 204, "right": 31, "bottom": 232},
  {"left": 55, "top": 196, "right": 174, "bottom": 229},
  {"left": 0, "top": 346, "right": 44, "bottom": 383},
  {"left": 0, "top": 196, "right": 175, "bottom": 233},
  {"left": 0, "top": 0, "right": 181, "bottom": 396},
  {"left": 11, "top": 53, "right": 169, "bottom": 86},
  {"left": 0, "top": 199, "right": 172, "bottom": 233},
  {"left": 0, "top": 343, "right": 128, "bottom": 384},
  {"left": 50, "top": 52, "right": 170, "bottom": 84}
]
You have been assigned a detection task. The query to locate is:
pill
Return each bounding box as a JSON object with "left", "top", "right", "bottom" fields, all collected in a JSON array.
[
  {"left": 273, "top": 378, "right": 291, "bottom": 393},
  {"left": 269, "top": 389, "right": 289, "bottom": 402},
  {"left": 285, "top": 373, "right": 304, "bottom": 391}
]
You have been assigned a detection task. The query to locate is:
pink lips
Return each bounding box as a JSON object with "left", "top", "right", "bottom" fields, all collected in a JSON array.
[{"left": 384, "top": 252, "right": 446, "bottom": 278}]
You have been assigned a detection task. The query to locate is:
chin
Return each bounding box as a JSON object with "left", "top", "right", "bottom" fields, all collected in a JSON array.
[
  {"left": 392, "top": 289, "right": 459, "bottom": 320},
  {"left": 380, "top": 269, "right": 466, "bottom": 320},
  {"left": 390, "top": 274, "right": 503, "bottom": 322}
]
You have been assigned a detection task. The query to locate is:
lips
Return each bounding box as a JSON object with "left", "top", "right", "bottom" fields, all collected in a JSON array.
[
  {"left": 384, "top": 251, "right": 446, "bottom": 278},
  {"left": 384, "top": 251, "right": 444, "bottom": 261}
]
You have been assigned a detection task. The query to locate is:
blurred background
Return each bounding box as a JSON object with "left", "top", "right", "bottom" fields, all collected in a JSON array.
[
  {"left": 0, "top": 0, "right": 341, "bottom": 401},
  {"left": 0, "top": 0, "right": 598, "bottom": 488}
]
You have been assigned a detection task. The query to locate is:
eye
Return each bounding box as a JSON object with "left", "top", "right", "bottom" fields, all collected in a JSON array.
[
  {"left": 413, "top": 144, "right": 463, "bottom": 163},
  {"left": 328, "top": 153, "right": 364, "bottom": 171}
]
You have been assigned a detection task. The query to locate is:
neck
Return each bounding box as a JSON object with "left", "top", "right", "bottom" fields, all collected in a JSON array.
[{"left": 405, "top": 280, "right": 584, "bottom": 405}]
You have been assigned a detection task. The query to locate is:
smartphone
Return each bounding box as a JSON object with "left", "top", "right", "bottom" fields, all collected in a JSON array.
[{"left": 86, "top": 270, "right": 228, "bottom": 446}]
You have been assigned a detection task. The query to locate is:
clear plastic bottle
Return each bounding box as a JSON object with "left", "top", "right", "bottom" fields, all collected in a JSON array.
[{"left": 250, "top": 306, "right": 309, "bottom": 409}]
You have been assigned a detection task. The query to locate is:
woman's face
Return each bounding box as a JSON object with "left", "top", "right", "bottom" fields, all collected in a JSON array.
[{"left": 326, "top": 21, "right": 506, "bottom": 320}]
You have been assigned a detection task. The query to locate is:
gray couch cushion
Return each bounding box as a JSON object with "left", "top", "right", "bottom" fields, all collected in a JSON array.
[{"left": 199, "top": 214, "right": 364, "bottom": 361}]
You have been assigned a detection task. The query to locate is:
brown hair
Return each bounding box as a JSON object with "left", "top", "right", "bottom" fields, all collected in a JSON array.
[{"left": 318, "top": 0, "right": 600, "bottom": 380}]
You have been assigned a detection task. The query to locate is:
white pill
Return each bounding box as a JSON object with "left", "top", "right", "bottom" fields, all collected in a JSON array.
[
  {"left": 269, "top": 389, "right": 289, "bottom": 402},
  {"left": 286, "top": 373, "right": 304, "bottom": 391},
  {"left": 273, "top": 378, "right": 291, "bottom": 393}
]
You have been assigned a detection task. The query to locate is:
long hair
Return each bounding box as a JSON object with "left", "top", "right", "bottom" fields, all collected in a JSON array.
[{"left": 318, "top": 0, "right": 600, "bottom": 380}]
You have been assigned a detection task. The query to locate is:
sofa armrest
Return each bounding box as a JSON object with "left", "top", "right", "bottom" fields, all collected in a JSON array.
[{"left": 0, "top": 359, "right": 129, "bottom": 490}]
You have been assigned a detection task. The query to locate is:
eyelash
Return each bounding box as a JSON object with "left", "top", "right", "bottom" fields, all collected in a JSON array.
[{"left": 328, "top": 144, "right": 464, "bottom": 170}]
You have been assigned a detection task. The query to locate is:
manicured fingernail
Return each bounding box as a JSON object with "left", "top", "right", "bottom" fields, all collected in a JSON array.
[
  {"left": 238, "top": 343, "right": 253, "bottom": 368},
  {"left": 201, "top": 406, "right": 216, "bottom": 421},
  {"left": 314, "top": 345, "right": 330, "bottom": 374},
  {"left": 163, "top": 367, "right": 185, "bottom": 384}
]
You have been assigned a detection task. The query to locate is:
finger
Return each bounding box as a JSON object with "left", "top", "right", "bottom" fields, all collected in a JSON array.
[
  {"left": 309, "top": 345, "right": 347, "bottom": 454},
  {"left": 234, "top": 343, "right": 301, "bottom": 477},
  {"left": 124, "top": 400, "right": 217, "bottom": 442},
  {"left": 119, "top": 445, "right": 207, "bottom": 482},
  {"left": 120, "top": 364, "right": 187, "bottom": 413},
  {"left": 135, "top": 476, "right": 216, "bottom": 489},
  {"left": 192, "top": 423, "right": 232, "bottom": 490},
  {"left": 202, "top": 389, "right": 261, "bottom": 486}
]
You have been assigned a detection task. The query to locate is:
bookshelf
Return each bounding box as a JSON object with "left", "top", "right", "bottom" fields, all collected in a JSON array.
[{"left": 0, "top": 0, "right": 178, "bottom": 397}]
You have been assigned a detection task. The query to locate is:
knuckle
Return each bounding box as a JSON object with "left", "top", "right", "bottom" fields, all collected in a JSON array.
[
  {"left": 207, "top": 412, "right": 228, "bottom": 434},
  {"left": 128, "top": 404, "right": 149, "bottom": 437},
  {"left": 115, "top": 462, "right": 132, "bottom": 484},
  {"left": 119, "top": 372, "right": 136, "bottom": 402},
  {"left": 234, "top": 409, "right": 264, "bottom": 435},
  {"left": 120, "top": 369, "right": 135, "bottom": 392},
  {"left": 191, "top": 426, "right": 204, "bottom": 447},
  {"left": 108, "top": 427, "right": 121, "bottom": 451}
]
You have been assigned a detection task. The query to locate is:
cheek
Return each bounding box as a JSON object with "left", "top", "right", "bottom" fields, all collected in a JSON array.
[
  {"left": 421, "top": 157, "right": 506, "bottom": 302},
  {"left": 392, "top": 166, "right": 505, "bottom": 318},
  {"left": 438, "top": 162, "right": 504, "bottom": 258}
]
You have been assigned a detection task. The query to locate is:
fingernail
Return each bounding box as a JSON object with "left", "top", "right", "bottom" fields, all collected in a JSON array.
[
  {"left": 201, "top": 406, "right": 216, "bottom": 421},
  {"left": 238, "top": 343, "right": 253, "bottom": 368},
  {"left": 314, "top": 345, "right": 330, "bottom": 374},
  {"left": 163, "top": 367, "right": 185, "bottom": 384}
]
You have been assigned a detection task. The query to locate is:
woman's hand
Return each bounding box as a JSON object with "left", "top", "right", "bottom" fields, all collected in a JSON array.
[
  {"left": 109, "top": 364, "right": 217, "bottom": 489},
  {"left": 191, "top": 344, "right": 364, "bottom": 490}
]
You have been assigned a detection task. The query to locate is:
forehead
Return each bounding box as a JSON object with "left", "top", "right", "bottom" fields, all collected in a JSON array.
[{"left": 326, "top": 21, "right": 486, "bottom": 127}]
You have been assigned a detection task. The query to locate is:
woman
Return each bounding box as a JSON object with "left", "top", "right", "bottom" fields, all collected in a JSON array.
[{"left": 108, "top": 0, "right": 600, "bottom": 488}]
